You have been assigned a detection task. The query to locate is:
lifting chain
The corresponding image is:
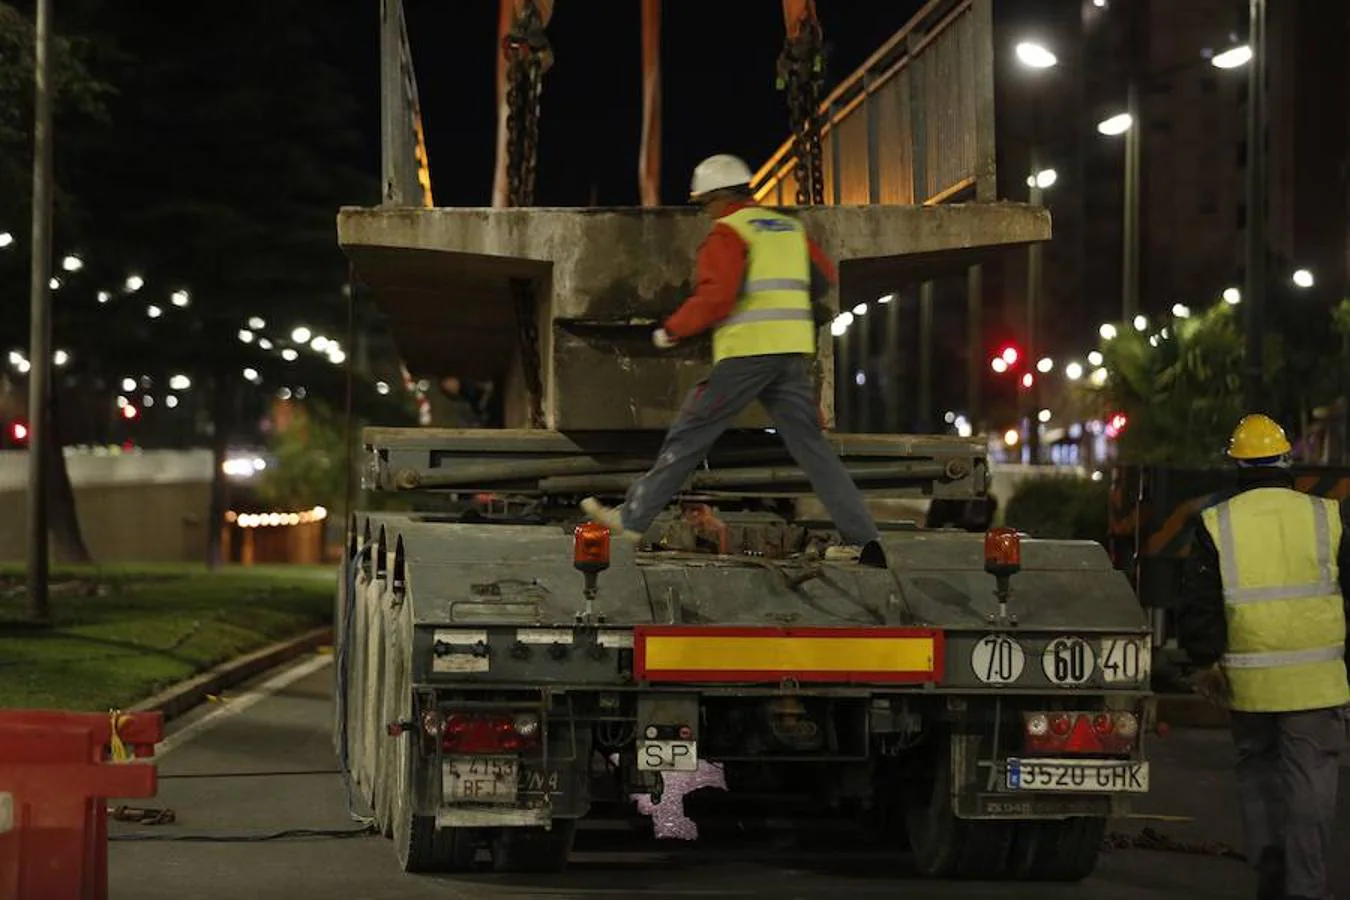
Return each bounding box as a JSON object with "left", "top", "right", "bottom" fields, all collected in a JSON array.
[
  {"left": 503, "top": 1, "right": 551, "bottom": 427},
  {"left": 776, "top": 17, "right": 826, "bottom": 206},
  {"left": 1103, "top": 827, "right": 1245, "bottom": 861}
]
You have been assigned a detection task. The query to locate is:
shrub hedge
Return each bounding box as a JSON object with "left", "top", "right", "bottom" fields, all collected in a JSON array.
[{"left": 1003, "top": 474, "right": 1110, "bottom": 546}]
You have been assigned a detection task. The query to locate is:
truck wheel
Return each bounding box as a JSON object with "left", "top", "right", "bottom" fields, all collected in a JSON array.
[
  {"left": 1008, "top": 817, "right": 1106, "bottom": 881},
  {"left": 395, "top": 814, "right": 478, "bottom": 873},
  {"left": 491, "top": 820, "right": 577, "bottom": 873},
  {"left": 904, "top": 754, "right": 1012, "bottom": 879}
]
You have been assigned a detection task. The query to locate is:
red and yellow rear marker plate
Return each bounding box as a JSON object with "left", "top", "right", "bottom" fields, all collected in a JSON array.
[{"left": 633, "top": 626, "right": 944, "bottom": 684}]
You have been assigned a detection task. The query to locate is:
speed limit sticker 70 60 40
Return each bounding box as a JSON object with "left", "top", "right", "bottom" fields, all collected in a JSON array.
[
  {"left": 1041, "top": 637, "right": 1095, "bottom": 686},
  {"left": 1099, "top": 637, "right": 1151, "bottom": 683},
  {"left": 970, "top": 634, "right": 1027, "bottom": 684}
]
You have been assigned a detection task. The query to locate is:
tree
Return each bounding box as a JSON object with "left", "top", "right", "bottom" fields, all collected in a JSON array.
[
  {"left": 47, "top": 1, "right": 395, "bottom": 565},
  {"left": 1088, "top": 271, "right": 1348, "bottom": 467},
  {"left": 256, "top": 401, "right": 351, "bottom": 515}
]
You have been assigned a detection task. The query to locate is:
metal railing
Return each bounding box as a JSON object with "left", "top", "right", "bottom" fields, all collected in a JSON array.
[{"left": 752, "top": 0, "right": 996, "bottom": 207}]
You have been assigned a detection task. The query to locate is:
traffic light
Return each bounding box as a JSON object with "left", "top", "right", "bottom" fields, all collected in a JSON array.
[
  {"left": 1106, "top": 412, "right": 1128, "bottom": 438},
  {"left": 1000, "top": 345, "right": 1020, "bottom": 366},
  {"left": 9, "top": 420, "right": 27, "bottom": 443}
]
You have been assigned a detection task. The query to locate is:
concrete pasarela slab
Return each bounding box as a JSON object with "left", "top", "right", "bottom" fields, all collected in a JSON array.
[{"left": 337, "top": 204, "right": 1050, "bottom": 430}]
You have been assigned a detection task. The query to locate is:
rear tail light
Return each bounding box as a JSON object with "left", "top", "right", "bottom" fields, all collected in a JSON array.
[
  {"left": 441, "top": 713, "right": 542, "bottom": 754},
  {"left": 1023, "top": 710, "right": 1137, "bottom": 755}
]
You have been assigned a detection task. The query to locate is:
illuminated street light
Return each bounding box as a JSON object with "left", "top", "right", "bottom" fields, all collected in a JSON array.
[
  {"left": 238, "top": 329, "right": 254, "bottom": 343},
  {"left": 171, "top": 290, "right": 190, "bottom": 308},
  {"left": 1015, "top": 41, "right": 1058, "bottom": 69},
  {"left": 0, "top": 232, "right": 13, "bottom": 248},
  {"left": 248, "top": 316, "right": 266, "bottom": 330},
  {"left": 258, "top": 338, "right": 273, "bottom": 350},
  {"left": 1292, "top": 269, "right": 1314, "bottom": 289},
  {"left": 281, "top": 348, "right": 299, "bottom": 362},
  {"left": 1004, "top": 429, "right": 1021, "bottom": 447},
  {"left": 327, "top": 349, "right": 347, "bottom": 365},
  {"left": 61, "top": 254, "right": 83, "bottom": 272},
  {"left": 1065, "top": 361, "right": 1084, "bottom": 381},
  {"left": 1172, "top": 303, "right": 1191, "bottom": 318},
  {"left": 1038, "top": 409, "right": 1052, "bottom": 423},
  {"left": 48, "top": 277, "right": 61, "bottom": 290},
  {"left": 851, "top": 302, "right": 868, "bottom": 316},
  {"left": 830, "top": 312, "right": 853, "bottom": 337},
  {"left": 376, "top": 381, "right": 391, "bottom": 395},
  {"left": 53, "top": 350, "right": 69, "bottom": 367},
  {"left": 1001, "top": 346, "right": 1019, "bottom": 366},
  {"left": 1097, "top": 112, "right": 1133, "bottom": 136},
  {"left": 991, "top": 357, "right": 1009, "bottom": 374},
  {"left": 165, "top": 395, "right": 180, "bottom": 409},
  {"left": 1090, "top": 367, "right": 1109, "bottom": 386},
  {"left": 877, "top": 294, "right": 895, "bottom": 304},
  {"left": 146, "top": 305, "right": 163, "bottom": 319},
  {"left": 1223, "top": 287, "right": 1241, "bottom": 305},
  {"left": 1026, "top": 168, "right": 1058, "bottom": 189},
  {"left": 97, "top": 291, "right": 111, "bottom": 304},
  {"left": 1021, "top": 373, "right": 1034, "bottom": 389},
  {"left": 169, "top": 374, "right": 191, "bottom": 391},
  {"left": 291, "top": 326, "right": 313, "bottom": 344},
  {"left": 121, "top": 377, "right": 136, "bottom": 392},
  {"left": 243, "top": 367, "right": 260, "bottom": 382},
  {"left": 1036, "top": 357, "right": 1054, "bottom": 374},
  {"left": 1133, "top": 314, "right": 1147, "bottom": 332},
  {"left": 310, "top": 335, "right": 330, "bottom": 353},
  {"left": 125, "top": 274, "right": 144, "bottom": 293},
  {"left": 1099, "top": 323, "right": 1118, "bottom": 341},
  {"left": 1211, "top": 45, "right": 1253, "bottom": 70},
  {"left": 1087, "top": 351, "right": 1104, "bottom": 367}
]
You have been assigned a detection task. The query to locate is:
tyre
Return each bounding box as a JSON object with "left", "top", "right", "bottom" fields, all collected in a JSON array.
[
  {"left": 1007, "top": 816, "right": 1106, "bottom": 881},
  {"left": 390, "top": 729, "right": 477, "bottom": 873},
  {"left": 903, "top": 747, "right": 1013, "bottom": 879},
  {"left": 491, "top": 820, "right": 578, "bottom": 874}
]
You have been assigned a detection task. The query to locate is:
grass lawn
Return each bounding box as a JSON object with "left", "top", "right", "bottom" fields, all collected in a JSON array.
[{"left": 0, "top": 564, "right": 336, "bottom": 711}]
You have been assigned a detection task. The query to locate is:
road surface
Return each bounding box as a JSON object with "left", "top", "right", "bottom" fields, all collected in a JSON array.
[{"left": 109, "top": 653, "right": 1350, "bottom": 900}]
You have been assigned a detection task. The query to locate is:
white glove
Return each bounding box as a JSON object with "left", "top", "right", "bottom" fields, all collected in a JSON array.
[{"left": 652, "top": 328, "right": 676, "bottom": 349}]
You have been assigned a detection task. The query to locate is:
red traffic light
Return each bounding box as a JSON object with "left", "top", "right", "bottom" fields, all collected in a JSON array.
[
  {"left": 1105, "top": 412, "right": 1128, "bottom": 438},
  {"left": 1000, "top": 345, "right": 1020, "bottom": 366},
  {"left": 9, "top": 421, "right": 27, "bottom": 443}
]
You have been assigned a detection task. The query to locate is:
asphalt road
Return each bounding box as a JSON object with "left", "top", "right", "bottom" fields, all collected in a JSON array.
[{"left": 108, "top": 654, "right": 1350, "bottom": 900}]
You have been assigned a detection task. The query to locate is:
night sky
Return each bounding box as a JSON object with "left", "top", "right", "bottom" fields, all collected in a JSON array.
[{"left": 401, "top": 2, "right": 925, "bottom": 208}]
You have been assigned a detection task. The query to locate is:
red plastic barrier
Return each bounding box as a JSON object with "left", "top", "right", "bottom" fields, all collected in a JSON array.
[{"left": 0, "top": 710, "right": 162, "bottom": 900}]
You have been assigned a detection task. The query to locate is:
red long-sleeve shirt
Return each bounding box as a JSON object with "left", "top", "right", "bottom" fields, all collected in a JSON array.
[{"left": 662, "top": 200, "right": 837, "bottom": 340}]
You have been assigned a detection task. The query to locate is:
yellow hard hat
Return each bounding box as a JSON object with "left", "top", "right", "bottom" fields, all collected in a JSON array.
[{"left": 1227, "top": 414, "right": 1291, "bottom": 460}]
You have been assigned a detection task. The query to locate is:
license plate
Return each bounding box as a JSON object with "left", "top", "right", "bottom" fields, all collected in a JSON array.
[
  {"left": 444, "top": 755, "right": 518, "bottom": 803},
  {"left": 637, "top": 740, "right": 698, "bottom": 772},
  {"left": 1006, "top": 758, "right": 1149, "bottom": 793}
]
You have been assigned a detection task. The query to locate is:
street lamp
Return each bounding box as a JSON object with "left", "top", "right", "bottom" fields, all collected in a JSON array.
[
  {"left": 1292, "top": 268, "right": 1314, "bottom": 289},
  {"left": 1172, "top": 303, "right": 1191, "bottom": 318},
  {"left": 1211, "top": 44, "right": 1253, "bottom": 69},
  {"left": 1223, "top": 287, "right": 1241, "bottom": 305},
  {"left": 1096, "top": 113, "right": 1132, "bottom": 136},
  {"left": 1015, "top": 41, "right": 1058, "bottom": 69},
  {"left": 1065, "top": 361, "right": 1084, "bottom": 381},
  {"left": 1099, "top": 323, "right": 1118, "bottom": 341},
  {"left": 0, "top": 232, "right": 13, "bottom": 249}
]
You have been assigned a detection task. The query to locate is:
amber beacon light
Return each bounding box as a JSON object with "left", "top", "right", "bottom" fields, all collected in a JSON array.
[
  {"left": 983, "top": 526, "right": 1022, "bottom": 577},
  {"left": 573, "top": 522, "right": 611, "bottom": 574}
]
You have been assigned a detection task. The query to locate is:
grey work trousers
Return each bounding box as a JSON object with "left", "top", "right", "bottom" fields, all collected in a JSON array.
[
  {"left": 617, "top": 353, "right": 881, "bottom": 546},
  {"left": 1230, "top": 704, "right": 1350, "bottom": 900}
]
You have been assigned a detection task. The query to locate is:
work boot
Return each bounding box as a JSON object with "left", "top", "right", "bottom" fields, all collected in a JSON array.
[
  {"left": 823, "top": 539, "right": 888, "bottom": 568},
  {"left": 579, "top": 497, "right": 642, "bottom": 543}
]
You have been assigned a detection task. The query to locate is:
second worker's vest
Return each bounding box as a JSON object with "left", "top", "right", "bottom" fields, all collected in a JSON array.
[
  {"left": 1200, "top": 487, "right": 1350, "bottom": 713},
  {"left": 712, "top": 206, "right": 817, "bottom": 363}
]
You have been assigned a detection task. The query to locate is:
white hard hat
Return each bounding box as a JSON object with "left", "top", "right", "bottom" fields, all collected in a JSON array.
[{"left": 689, "top": 154, "right": 753, "bottom": 200}]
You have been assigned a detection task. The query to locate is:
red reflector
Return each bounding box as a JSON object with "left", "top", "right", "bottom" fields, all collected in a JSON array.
[
  {"left": 1092, "top": 713, "right": 1113, "bottom": 734},
  {"left": 1024, "top": 710, "right": 1137, "bottom": 756},
  {"left": 441, "top": 714, "right": 538, "bottom": 754},
  {"left": 1050, "top": 714, "right": 1071, "bottom": 736}
]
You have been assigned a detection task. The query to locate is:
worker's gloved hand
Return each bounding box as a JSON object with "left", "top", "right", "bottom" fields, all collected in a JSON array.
[
  {"left": 652, "top": 328, "right": 676, "bottom": 349},
  {"left": 1191, "top": 662, "right": 1230, "bottom": 708}
]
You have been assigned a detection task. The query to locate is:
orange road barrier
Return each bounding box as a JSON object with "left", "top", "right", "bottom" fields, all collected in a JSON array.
[{"left": 0, "top": 709, "right": 162, "bottom": 900}]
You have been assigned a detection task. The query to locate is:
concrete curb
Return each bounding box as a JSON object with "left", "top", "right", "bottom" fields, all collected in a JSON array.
[
  {"left": 1155, "top": 693, "right": 1230, "bottom": 730},
  {"left": 130, "top": 625, "right": 333, "bottom": 723}
]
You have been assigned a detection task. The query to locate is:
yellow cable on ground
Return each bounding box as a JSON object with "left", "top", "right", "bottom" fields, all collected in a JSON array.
[{"left": 108, "top": 709, "right": 133, "bottom": 763}]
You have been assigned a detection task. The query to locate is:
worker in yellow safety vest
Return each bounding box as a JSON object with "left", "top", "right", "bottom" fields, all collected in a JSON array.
[
  {"left": 580, "top": 153, "right": 885, "bottom": 567},
  {"left": 1178, "top": 413, "right": 1350, "bottom": 900}
]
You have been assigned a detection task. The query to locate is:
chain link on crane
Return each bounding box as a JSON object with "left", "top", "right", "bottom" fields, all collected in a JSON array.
[
  {"left": 503, "top": 0, "right": 551, "bottom": 427},
  {"left": 777, "top": 16, "right": 826, "bottom": 206}
]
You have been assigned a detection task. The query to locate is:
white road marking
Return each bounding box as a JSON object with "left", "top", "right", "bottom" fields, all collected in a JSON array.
[{"left": 154, "top": 653, "right": 333, "bottom": 759}]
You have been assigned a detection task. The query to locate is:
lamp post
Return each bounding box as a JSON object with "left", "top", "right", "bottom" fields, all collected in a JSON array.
[
  {"left": 27, "top": 0, "right": 54, "bottom": 621},
  {"left": 1241, "top": 0, "right": 1267, "bottom": 413}
]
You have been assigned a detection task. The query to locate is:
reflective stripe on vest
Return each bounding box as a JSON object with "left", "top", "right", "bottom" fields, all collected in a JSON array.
[
  {"left": 713, "top": 208, "right": 817, "bottom": 363},
  {"left": 1200, "top": 489, "right": 1350, "bottom": 713}
]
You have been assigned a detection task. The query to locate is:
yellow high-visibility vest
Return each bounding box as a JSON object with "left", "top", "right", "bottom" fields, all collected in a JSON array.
[
  {"left": 713, "top": 207, "right": 817, "bottom": 363},
  {"left": 1200, "top": 487, "right": 1349, "bottom": 712}
]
